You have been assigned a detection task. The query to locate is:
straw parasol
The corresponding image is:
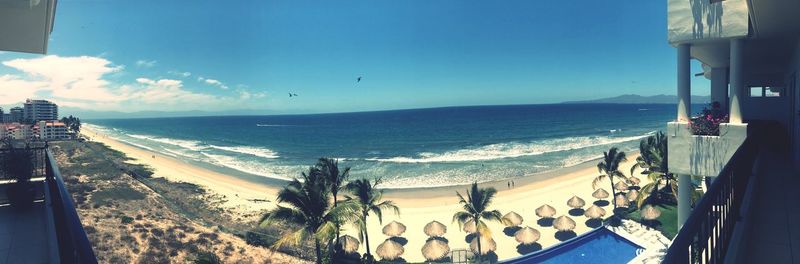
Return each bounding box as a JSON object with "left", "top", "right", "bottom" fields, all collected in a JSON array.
[
  {"left": 469, "top": 235, "right": 497, "bottom": 255},
  {"left": 641, "top": 205, "right": 662, "bottom": 220},
  {"left": 592, "top": 188, "right": 610, "bottom": 199},
  {"left": 503, "top": 211, "right": 524, "bottom": 226},
  {"left": 583, "top": 205, "right": 606, "bottom": 219},
  {"left": 553, "top": 215, "right": 576, "bottom": 232},
  {"left": 567, "top": 195, "right": 586, "bottom": 209},
  {"left": 421, "top": 239, "right": 450, "bottom": 261},
  {"left": 514, "top": 226, "right": 541, "bottom": 245},
  {"left": 614, "top": 194, "right": 629, "bottom": 208},
  {"left": 424, "top": 221, "right": 447, "bottom": 237},
  {"left": 382, "top": 221, "right": 407, "bottom": 237},
  {"left": 614, "top": 181, "right": 629, "bottom": 191},
  {"left": 626, "top": 189, "right": 639, "bottom": 202},
  {"left": 376, "top": 239, "right": 404, "bottom": 260},
  {"left": 535, "top": 204, "right": 557, "bottom": 218},
  {"left": 338, "top": 235, "right": 360, "bottom": 253},
  {"left": 628, "top": 176, "right": 641, "bottom": 185},
  {"left": 462, "top": 219, "right": 477, "bottom": 233}
]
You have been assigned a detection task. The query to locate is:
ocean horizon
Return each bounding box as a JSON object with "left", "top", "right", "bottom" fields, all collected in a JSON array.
[{"left": 85, "top": 103, "right": 680, "bottom": 189}]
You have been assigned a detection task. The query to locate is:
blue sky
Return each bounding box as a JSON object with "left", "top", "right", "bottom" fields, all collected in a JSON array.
[{"left": 0, "top": 0, "right": 710, "bottom": 114}]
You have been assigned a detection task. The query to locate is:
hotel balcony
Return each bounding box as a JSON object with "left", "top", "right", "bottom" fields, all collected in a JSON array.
[
  {"left": 0, "top": 145, "right": 97, "bottom": 264},
  {"left": 663, "top": 0, "right": 800, "bottom": 262}
]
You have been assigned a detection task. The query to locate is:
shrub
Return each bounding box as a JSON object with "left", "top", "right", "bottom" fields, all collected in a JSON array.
[
  {"left": 193, "top": 251, "right": 221, "bottom": 264},
  {"left": 120, "top": 215, "right": 134, "bottom": 224}
]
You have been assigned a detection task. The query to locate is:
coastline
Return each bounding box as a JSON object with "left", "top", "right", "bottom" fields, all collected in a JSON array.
[{"left": 81, "top": 126, "right": 646, "bottom": 262}]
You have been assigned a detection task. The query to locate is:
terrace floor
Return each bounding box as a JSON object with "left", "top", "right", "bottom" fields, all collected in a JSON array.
[
  {"left": 742, "top": 148, "right": 800, "bottom": 263},
  {"left": 0, "top": 186, "right": 55, "bottom": 264}
]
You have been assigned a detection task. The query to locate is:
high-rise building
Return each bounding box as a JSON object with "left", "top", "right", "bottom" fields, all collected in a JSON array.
[
  {"left": 23, "top": 99, "right": 58, "bottom": 124},
  {"left": 9, "top": 107, "right": 24, "bottom": 123}
]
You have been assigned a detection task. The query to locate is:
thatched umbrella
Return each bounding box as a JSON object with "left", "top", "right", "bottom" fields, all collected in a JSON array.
[
  {"left": 553, "top": 216, "right": 576, "bottom": 232},
  {"left": 535, "top": 204, "right": 557, "bottom": 218},
  {"left": 592, "top": 188, "right": 610, "bottom": 200},
  {"left": 626, "top": 189, "right": 639, "bottom": 202},
  {"left": 376, "top": 239, "right": 404, "bottom": 261},
  {"left": 462, "top": 219, "right": 477, "bottom": 233},
  {"left": 421, "top": 239, "right": 450, "bottom": 261},
  {"left": 628, "top": 176, "right": 641, "bottom": 186},
  {"left": 338, "top": 235, "right": 360, "bottom": 253},
  {"left": 424, "top": 221, "right": 447, "bottom": 237},
  {"left": 567, "top": 195, "right": 586, "bottom": 209},
  {"left": 614, "top": 181, "right": 629, "bottom": 192},
  {"left": 382, "top": 221, "right": 407, "bottom": 237},
  {"left": 514, "top": 226, "right": 541, "bottom": 245},
  {"left": 469, "top": 235, "right": 497, "bottom": 255},
  {"left": 583, "top": 205, "right": 606, "bottom": 219},
  {"left": 614, "top": 194, "right": 629, "bottom": 208},
  {"left": 503, "top": 211, "right": 524, "bottom": 226},
  {"left": 641, "top": 205, "right": 662, "bottom": 220}
]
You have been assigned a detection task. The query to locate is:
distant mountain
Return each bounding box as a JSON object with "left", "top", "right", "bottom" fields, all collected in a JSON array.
[{"left": 561, "top": 94, "right": 711, "bottom": 104}]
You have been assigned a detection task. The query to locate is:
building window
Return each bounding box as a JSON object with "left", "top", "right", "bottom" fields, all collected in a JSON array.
[{"left": 749, "top": 86, "right": 783, "bottom": 98}]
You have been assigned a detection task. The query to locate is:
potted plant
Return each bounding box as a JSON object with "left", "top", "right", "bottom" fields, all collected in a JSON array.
[
  {"left": 4, "top": 144, "right": 36, "bottom": 210},
  {"left": 688, "top": 102, "right": 729, "bottom": 136}
]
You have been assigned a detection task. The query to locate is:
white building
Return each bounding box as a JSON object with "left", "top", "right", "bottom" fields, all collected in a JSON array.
[
  {"left": 3, "top": 123, "right": 34, "bottom": 141},
  {"left": 663, "top": 0, "right": 800, "bottom": 262},
  {"left": 36, "top": 121, "right": 68, "bottom": 141},
  {"left": 24, "top": 99, "right": 58, "bottom": 124}
]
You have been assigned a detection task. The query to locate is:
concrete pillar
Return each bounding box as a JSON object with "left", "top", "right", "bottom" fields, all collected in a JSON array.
[
  {"left": 677, "top": 44, "right": 692, "bottom": 122},
  {"left": 710, "top": 67, "right": 729, "bottom": 112},
  {"left": 729, "top": 38, "right": 744, "bottom": 124},
  {"left": 677, "top": 174, "right": 693, "bottom": 227}
]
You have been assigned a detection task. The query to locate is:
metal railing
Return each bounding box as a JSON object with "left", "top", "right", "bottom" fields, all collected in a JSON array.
[
  {"left": 44, "top": 148, "right": 98, "bottom": 263},
  {"left": 662, "top": 136, "right": 759, "bottom": 263},
  {"left": 0, "top": 143, "right": 48, "bottom": 180}
]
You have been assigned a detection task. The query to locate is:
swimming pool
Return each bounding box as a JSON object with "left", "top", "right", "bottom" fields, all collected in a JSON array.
[{"left": 502, "top": 227, "right": 643, "bottom": 264}]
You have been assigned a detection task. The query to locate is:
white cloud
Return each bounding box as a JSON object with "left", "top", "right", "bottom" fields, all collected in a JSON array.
[
  {"left": 203, "top": 78, "right": 229, "bottom": 89},
  {"left": 168, "top": 70, "right": 191, "bottom": 77},
  {"left": 0, "top": 55, "right": 259, "bottom": 112},
  {"left": 135, "top": 59, "right": 157, "bottom": 68}
]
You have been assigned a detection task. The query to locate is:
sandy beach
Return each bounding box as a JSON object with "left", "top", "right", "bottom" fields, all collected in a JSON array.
[{"left": 82, "top": 126, "right": 646, "bottom": 262}]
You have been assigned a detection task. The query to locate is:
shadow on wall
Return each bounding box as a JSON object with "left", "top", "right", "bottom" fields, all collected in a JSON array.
[
  {"left": 689, "top": 135, "right": 732, "bottom": 176},
  {"left": 690, "top": 0, "right": 724, "bottom": 39}
]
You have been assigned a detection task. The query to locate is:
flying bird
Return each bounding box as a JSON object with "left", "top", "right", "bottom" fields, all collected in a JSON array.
[
  {"left": 357, "top": 76, "right": 362, "bottom": 83},
  {"left": 289, "top": 93, "right": 298, "bottom": 97}
]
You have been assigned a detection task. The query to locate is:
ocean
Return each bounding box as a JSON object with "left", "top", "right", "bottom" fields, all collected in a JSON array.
[{"left": 85, "top": 104, "right": 676, "bottom": 188}]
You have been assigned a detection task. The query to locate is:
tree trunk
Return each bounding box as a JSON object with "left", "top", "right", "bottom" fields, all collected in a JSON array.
[
  {"left": 363, "top": 214, "right": 371, "bottom": 257},
  {"left": 315, "top": 238, "right": 322, "bottom": 264},
  {"left": 609, "top": 173, "right": 617, "bottom": 210},
  {"left": 475, "top": 217, "right": 482, "bottom": 263},
  {"left": 333, "top": 192, "right": 340, "bottom": 256}
]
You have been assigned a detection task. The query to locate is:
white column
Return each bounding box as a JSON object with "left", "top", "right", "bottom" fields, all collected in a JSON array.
[
  {"left": 710, "top": 67, "right": 729, "bottom": 112},
  {"left": 729, "top": 38, "right": 744, "bottom": 124},
  {"left": 677, "top": 174, "right": 693, "bottom": 227},
  {"left": 677, "top": 44, "right": 692, "bottom": 122}
]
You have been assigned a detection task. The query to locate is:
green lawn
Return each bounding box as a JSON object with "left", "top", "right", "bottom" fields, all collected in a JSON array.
[{"left": 623, "top": 203, "right": 678, "bottom": 239}]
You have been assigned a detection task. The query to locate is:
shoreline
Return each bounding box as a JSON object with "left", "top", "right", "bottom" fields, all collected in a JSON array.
[{"left": 81, "top": 126, "right": 647, "bottom": 262}]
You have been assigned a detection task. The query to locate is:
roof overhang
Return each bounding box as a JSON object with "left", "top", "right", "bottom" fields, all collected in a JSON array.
[{"left": 0, "top": 0, "right": 57, "bottom": 54}]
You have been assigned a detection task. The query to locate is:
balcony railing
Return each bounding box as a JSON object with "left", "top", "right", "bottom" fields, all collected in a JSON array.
[
  {"left": 0, "top": 145, "right": 97, "bottom": 263},
  {"left": 662, "top": 134, "right": 758, "bottom": 263}
]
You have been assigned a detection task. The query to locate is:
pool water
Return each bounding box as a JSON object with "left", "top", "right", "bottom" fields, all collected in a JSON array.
[{"left": 503, "top": 228, "right": 643, "bottom": 264}]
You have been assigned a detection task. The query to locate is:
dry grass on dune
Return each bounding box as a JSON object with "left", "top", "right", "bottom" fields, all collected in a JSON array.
[{"left": 51, "top": 141, "right": 309, "bottom": 264}]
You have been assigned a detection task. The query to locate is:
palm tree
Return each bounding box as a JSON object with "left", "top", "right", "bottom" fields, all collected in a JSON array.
[
  {"left": 452, "top": 182, "right": 507, "bottom": 263},
  {"left": 315, "top": 158, "right": 351, "bottom": 251},
  {"left": 260, "top": 167, "right": 358, "bottom": 264},
  {"left": 345, "top": 177, "right": 400, "bottom": 260},
  {"left": 631, "top": 132, "right": 679, "bottom": 207},
  {"left": 594, "top": 147, "right": 627, "bottom": 210}
]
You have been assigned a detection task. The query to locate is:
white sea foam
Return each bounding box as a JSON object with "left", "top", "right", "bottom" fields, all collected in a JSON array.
[
  {"left": 128, "top": 134, "right": 205, "bottom": 151},
  {"left": 366, "top": 133, "right": 652, "bottom": 163},
  {"left": 200, "top": 152, "right": 292, "bottom": 181},
  {"left": 208, "top": 145, "right": 279, "bottom": 159}
]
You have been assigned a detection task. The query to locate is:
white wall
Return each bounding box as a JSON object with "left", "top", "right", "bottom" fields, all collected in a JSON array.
[{"left": 667, "top": 0, "right": 749, "bottom": 44}]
